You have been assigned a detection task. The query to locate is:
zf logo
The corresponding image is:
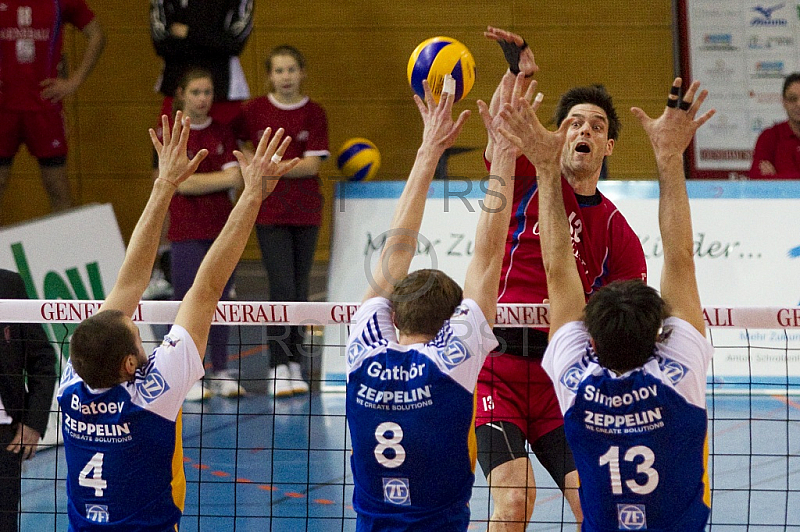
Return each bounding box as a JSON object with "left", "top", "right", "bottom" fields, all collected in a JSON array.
[
  {"left": 441, "top": 339, "right": 469, "bottom": 369},
  {"left": 560, "top": 363, "right": 585, "bottom": 392},
  {"left": 660, "top": 359, "right": 687, "bottom": 385},
  {"left": 617, "top": 504, "right": 646, "bottom": 530},
  {"left": 347, "top": 340, "right": 367, "bottom": 365},
  {"left": 136, "top": 369, "right": 170, "bottom": 402},
  {"left": 382, "top": 477, "right": 411, "bottom": 506},
  {"left": 86, "top": 504, "right": 109, "bottom": 523}
]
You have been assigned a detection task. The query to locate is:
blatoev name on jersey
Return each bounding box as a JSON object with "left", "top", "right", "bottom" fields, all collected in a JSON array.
[{"left": 63, "top": 394, "right": 133, "bottom": 443}]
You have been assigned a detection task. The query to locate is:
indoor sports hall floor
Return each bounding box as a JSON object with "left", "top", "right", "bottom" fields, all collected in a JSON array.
[{"left": 16, "top": 262, "right": 800, "bottom": 531}]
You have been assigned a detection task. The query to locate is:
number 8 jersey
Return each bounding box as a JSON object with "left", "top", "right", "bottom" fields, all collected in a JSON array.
[
  {"left": 57, "top": 325, "right": 204, "bottom": 531},
  {"left": 543, "top": 318, "right": 714, "bottom": 532},
  {"left": 346, "top": 297, "right": 498, "bottom": 531}
]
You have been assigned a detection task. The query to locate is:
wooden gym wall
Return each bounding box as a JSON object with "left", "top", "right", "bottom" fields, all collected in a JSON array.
[{"left": 1, "top": 1, "right": 674, "bottom": 262}]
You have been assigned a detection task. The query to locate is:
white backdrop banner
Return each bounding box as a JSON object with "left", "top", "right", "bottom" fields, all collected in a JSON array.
[{"left": 324, "top": 180, "right": 800, "bottom": 392}]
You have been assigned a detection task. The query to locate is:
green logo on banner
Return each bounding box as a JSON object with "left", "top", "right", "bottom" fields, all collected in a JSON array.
[{"left": 11, "top": 241, "right": 106, "bottom": 360}]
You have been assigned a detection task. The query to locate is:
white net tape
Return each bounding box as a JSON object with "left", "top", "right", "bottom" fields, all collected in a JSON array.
[{"left": 2, "top": 299, "right": 800, "bottom": 328}]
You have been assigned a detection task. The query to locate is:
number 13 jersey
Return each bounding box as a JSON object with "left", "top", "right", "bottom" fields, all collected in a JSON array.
[{"left": 543, "top": 318, "right": 714, "bottom": 532}]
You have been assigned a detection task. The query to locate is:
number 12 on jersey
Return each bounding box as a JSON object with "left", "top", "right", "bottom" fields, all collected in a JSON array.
[{"left": 598, "top": 445, "right": 659, "bottom": 495}]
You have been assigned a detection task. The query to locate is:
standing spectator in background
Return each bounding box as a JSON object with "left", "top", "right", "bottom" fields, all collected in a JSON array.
[
  {"left": 150, "top": 0, "right": 254, "bottom": 126},
  {"left": 749, "top": 72, "right": 800, "bottom": 180},
  {"left": 234, "top": 45, "right": 329, "bottom": 397},
  {"left": 154, "top": 69, "right": 246, "bottom": 401},
  {"left": 0, "top": 0, "right": 105, "bottom": 218},
  {"left": 0, "top": 269, "right": 57, "bottom": 532},
  {"left": 148, "top": 0, "right": 253, "bottom": 300}
]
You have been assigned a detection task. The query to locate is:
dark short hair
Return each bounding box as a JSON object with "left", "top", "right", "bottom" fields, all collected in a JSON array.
[
  {"left": 783, "top": 72, "right": 800, "bottom": 98},
  {"left": 70, "top": 309, "right": 138, "bottom": 388},
  {"left": 392, "top": 269, "right": 463, "bottom": 338},
  {"left": 266, "top": 45, "right": 306, "bottom": 72},
  {"left": 554, "top": 84, "right": 620, "bottom": 141},
  {"left": 172, "top": 67, "right": 214, "bottom": 114},
  {"left": 583, "top": 280, "right": 667, "bottom": 373}
]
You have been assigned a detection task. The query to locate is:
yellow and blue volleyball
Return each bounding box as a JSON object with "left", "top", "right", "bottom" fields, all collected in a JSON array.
[
  {"left": 407, "top": 36, "right": 476, "bottom": 104},
  {"left": 336, "top": 138, "right": 381, "bottom": 181}
]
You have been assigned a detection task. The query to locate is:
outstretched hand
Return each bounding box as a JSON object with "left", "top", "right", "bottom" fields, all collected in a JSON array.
[
  {"left": 484, "top": 26, "right": 539, "bottom": 77},
  {"left": 478, "top": 71, "right": 540, "bottom": 157},
  {"left": 631, "top": 77, "right": 715, "bottom": 159},
  {"left": 149, "top": 111, "right": 209, "bottom": 187},
  {"left": 233, "top": 127, "right": 300, "bottom": 200},
  {"left": 492, "top": 83, "right": 573, "bottom": 172},
  {"left": 414, "top": 79, "right": 471, "bottom": 152}
]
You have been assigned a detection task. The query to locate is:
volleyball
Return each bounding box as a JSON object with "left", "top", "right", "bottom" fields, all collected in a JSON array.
[
  {"left": 336, "top": 138, "right": 381, "bottom": 181},
  {"left": 407, "top": 36, "right": 476, "bottom": 104}
]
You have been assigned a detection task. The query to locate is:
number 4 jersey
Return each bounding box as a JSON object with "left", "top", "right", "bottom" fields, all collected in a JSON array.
[
  {"left": 57, "top": 325, "right": 204, "bottom": 531},
  {"left": 543, "top": 318, "right": 714, "bottom": 532},
  {"left": 346, "top": 297, "right": 498, "bottom": 531}
]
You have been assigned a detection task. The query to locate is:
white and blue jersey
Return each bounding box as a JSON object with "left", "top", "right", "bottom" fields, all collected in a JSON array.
[
  {"left": 57, "top": 325, "right": 204, "bottom": 531},
  {"left": 543, "top": 317, "right": 714, "bottom": 532},
  {"left": 346, "top": 297, "right": 497, "bottom": 531}
]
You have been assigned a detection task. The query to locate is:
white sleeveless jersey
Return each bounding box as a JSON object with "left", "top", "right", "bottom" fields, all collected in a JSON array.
[
  {"left": 57, "top": 325, "right": 204, "bottom": 531},
  {"left": 346, "top": 297, "right": 497, "bottom": 531},
  {"left": 543, "top": 318, "right": 714, "bottom": 532}
]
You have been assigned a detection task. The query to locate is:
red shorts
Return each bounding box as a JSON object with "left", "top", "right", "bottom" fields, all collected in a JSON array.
[
  {"left": 159, "top": 98, "right": 242, "bottom": 126},
  {"left": 476, "top": 353, "right": 564, "bottom": 446},
  {"left": 0, "top": 108, "right": 67, "bottom": 159}
]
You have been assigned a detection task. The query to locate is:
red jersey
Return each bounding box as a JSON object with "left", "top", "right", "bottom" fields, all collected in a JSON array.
[
  {"left": 0, "top": 0, "right": 95, "bottom": 111},
  {"left": 495, "top": 156, "right": 647, "bottom": 306},
  {"left": 156, "top": 118, "right": 238, "bottom": 242},
  {"left": 749, "top": 121, "right": 800, "bottom": 180},
  {"left": 234, "top": 95, "right": 329, "bottom": 226}
]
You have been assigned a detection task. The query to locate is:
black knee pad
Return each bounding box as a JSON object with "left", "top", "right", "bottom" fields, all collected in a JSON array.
[
  {"left": 38, "top": 155, "right": 67, "bottom": 167},
  {"left": 531, "top": 425, "right": 577, "bottom": 491},
  {"left": 476, "top": 421, "right": 528, "bottom": 477}
]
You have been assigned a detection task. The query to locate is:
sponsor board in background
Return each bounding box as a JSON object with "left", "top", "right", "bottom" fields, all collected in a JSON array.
[
  {"left": 0, "top": 204, "right": 131, "bottom": 445},
  {"left": 324, "top": 181, "right": 800, "bottom": 391}
]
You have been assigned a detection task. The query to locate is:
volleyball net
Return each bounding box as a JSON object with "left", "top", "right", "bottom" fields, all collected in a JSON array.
[{"left": 1, "top": 299, "right": 798, "bottom": 530}]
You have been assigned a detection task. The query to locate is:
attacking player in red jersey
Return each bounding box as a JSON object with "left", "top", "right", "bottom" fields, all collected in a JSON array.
[
  {"left": 475, "top": 27, "right": 647, "bottom": 531},
  {"left": 0, "top": 0, "right": 105, "bottom": 217}
]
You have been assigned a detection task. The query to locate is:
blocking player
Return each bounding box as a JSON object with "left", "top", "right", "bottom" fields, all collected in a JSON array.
[
  {"left": 524, "top": 78, "right": 714, "bottom": 531},
  {"left": 57, "top": 113, "right": 298, "bottom": 530},
  {"left": 345, "top": 73, "right": 552, "bottom": 530},
  {"left": 0, "top": 0, "right": 106, "bottom": 217},
  {"left": 475, "top": 26, "right": 647, "bottom": 530}
]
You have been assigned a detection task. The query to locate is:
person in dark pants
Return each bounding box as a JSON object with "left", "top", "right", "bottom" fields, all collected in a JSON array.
[
  {"left": 234, "top": 45, "right": 329, "bottom": 396},
  {"left": 0, "top": 269, "right": 57, "bottom": 531}
]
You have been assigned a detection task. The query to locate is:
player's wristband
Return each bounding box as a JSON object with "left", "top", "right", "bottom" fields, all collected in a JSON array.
[{"left": 498, "top": 39, "right": 529, "bottom": 75}]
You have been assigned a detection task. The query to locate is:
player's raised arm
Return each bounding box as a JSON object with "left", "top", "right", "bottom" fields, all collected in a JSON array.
[
  {"left": 497, "top": 82, "right": 582, "bottom": 338},
  {"left": 100, "top": 112, "right": 208, "bottom": 317},
  {"left": 174, "top": 128, "right": 299, "bottom": 358},
  {"left": 463, "top": 72, "right": 529, "bottom": 326},
  {"left": 631, "top": 78, "right": 715, "bottom": 335},
  {"left": 483, "top": 26, "right": 538, "bottom": 162},
  {"left": 363, "top": 79, "right": 470, "bottom": 302}
]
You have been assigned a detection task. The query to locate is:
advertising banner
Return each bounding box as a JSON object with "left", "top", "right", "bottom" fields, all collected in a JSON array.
[{"left": 324, "top": 181, "right": 800, "bottom": 392}]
